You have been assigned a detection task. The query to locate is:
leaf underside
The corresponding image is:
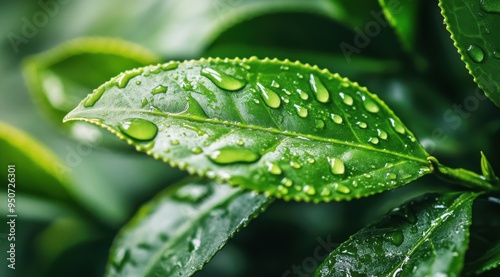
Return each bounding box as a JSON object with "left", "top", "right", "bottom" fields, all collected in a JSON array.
[
  {"left": 65, "top": 57, "right": 431, "bottom": 202},
  {"left": 105, "top": 178, "right": 271, "bottom": 277},
  {"left": 315, "top": 192, "right": 479, "bottom": 276},
  {"left": 439, "top": 0, "right": 500, "bottom": 107}
]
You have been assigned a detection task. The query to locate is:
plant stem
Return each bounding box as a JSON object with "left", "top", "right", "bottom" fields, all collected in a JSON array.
[{"left": 428, "top": 156, "right": 499, "bottom": 192}]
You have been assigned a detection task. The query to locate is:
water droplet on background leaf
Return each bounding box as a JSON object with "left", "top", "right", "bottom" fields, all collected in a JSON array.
[{"left": 257, "top": 83, "right": 281, "bottom": 108}]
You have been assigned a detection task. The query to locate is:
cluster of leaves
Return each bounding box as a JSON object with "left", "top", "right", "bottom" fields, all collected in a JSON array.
[{"left": 2, "top": 0, "right": 500, "bottom": 276}]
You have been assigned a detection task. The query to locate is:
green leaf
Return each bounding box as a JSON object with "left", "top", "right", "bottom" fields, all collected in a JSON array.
[
  {"left": 105, "top": 178, "right": 271, "bottom": 277},
  {"left": 0, "top": 121, "right": 73, "bottom": 201},
  {"left": 23, "top": 37, "right": 160, "bottom": 141},
  {"left": 466, "top": 241, "right": 500, "bottom": 275},
  {"left": 315, "top": 192, "right": 480, "bottom": 276},
  {"left": 439, "top": 0, "right": 500, "bottom": 107},
  {"left": 64, "top": 57, "right": 431, "bottom": 202},
  {"left": 378, "top": 0, "right": 419, "bottom": 52},
  {"left": 481, "top": 151, "right": 499, "bottom": 185}
]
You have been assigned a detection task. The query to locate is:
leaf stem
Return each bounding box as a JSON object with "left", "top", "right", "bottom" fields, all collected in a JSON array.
[{"left": 428, "top": 156, "right": 499, "bottom": 192}]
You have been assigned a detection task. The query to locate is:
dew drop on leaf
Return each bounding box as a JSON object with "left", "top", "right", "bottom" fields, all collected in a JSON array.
[
  {"left": 377, "top": 129, "right": 388, "bottom": 140},
  {"left": 294, "top": 104, "right": 308, "bottom": 117},
  {"left": 116, "top": 69, "right": 142, "bottom": 88},
  {"left": 336, "top": 184, "right": 351, "bottom": 194},
  {"left": 479, "top": 0, "right": 500, "bottom": 13},
  {"left": 303, "top": 185, "right": 316, "bottom": 196},
  {"left": 389, "top": 118, "right": 406, "bottom": 134},
  {"left": 383, "top": 230, "right": 404, "bottom": 246},
  {"left": 340, "top": 92, "right": 354, "bottom": 106},
  {"left": 191, "top": 147, "right": 202, "bottom": 154},
  {"left": 494, "top": 51, "right": 500, "bottom": 59},
  {"left": 208, "top": 147, "right": 260, "bottom": 164},
  {"left": 141, "top": 97, "right": 148, "bottom": 107},
  {"left": 281, "top": 178, "right": 293, "bottom": 187},
  {"left": 369, "top": 137, "right": 379, "bottom": 145},
  {"left": 290, "top": 161, "right": 302, "bottom": 169},
  {"left": 119, "top": 118, "right": 158, "bottom": 141},
  {"left": 83, "top": 86, "right": 105, "bottom": 107},
  {"left": 361, "top": 95, "right": 380, "bottom": 113},
  {"left": 328, "top": 157, "right": 345, "bottom": 175},
  {"left": 267, "top": 162, "right": 282, "bottom": 175},
  {"left": 467, "top": 44, "right": 485, "bottom": 63},
  {"left": 331, "top": 114, "right": 343, "bottom": 124},
  {"left": 256, "top": 83, "right": 281, "bottom": 108},
  {"left": 173, "top": 183, "right": 212, "bottom": 203},
  {"left": 309, "top": 74, "right": 330, "bottom": 103},
  {"left": 200, "top": 67, "right": 246, "bottom": 91},
  {"left": 151, "top": 84, "right": 168, "bottom": 94},
  {"left": 297, "top": 89, "right": 309, "bottom": 100},
  {"left": 315, "top": 119, "right": 325, "bottom": 129},
  {"left": 356, "top": 121, "right": 368, "bottom": 129}
]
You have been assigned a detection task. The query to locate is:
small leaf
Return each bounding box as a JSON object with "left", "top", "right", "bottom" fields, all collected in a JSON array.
[
  {"left": 439, "top": 0, "right": 500, "bottom": 107},
  {"left": 315, "top": 191, "right": 480, "bottom": 276},
  {"left": 466, "top": 241, "right": 500, "bottom": 275},
  {"left": 23, "top": 37, "right": 160, "bottom": 141},
  {"left": 105, "top": 178, "right": 271, "bottom": 277},
  {"left": 378, "top": 0, "right": 419, "bottom": 52},
  {"left": 65, "top": 57, "right": 431, "bottom": 202},
  {"left": 481, "top": 151, "right": 499, "bottom": 184}
]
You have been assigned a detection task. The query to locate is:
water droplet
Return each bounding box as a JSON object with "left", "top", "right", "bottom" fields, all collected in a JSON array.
[
  {"left": 309, "top": 74, "right": 330, "bottom": 103},
  {"left": 336, "top": 184, "right": 351, "bottom": 194},
  {"left": 271, "top": 80, "right": 280, "bottom": 88},
  {"left": 389, "top": 118, "right": 405, "bottom": 134},
  {"left": 290, "top": 161, "right": 302, "bottom": 169},
  {"left": 278, "top": 185, "right": 289, "bottom": 195},
  {"left": 315, "top": 119, "right": 325, "bottom": 129},
  {"left": 281, "top": 178, "right": 293, "bottom": 187},
  {"left": 174, "top": 183, "right": 212, "bottom": 203},
  {"left": 467, "top": 44, "right": 485, "bottom": 63},
  {"left": 201, "top": 68, "right": 246, "bottom": 91},
  {"left": 208, "top": 147, "right": 260, "bottom": 164},
  {"left": 369, "top": 137, "right": 379, "bottom": 144},
  {"left": 112, "top": 248, "right": 130, "bottom": 271},
  {"left": 267, "top": 162, "right": 282, "bottom": 175},
  {"left": 135, "top": 81, "right": 142, "bottom": 85},
  {"left": 340, "top": 93, "right": 354, "bottom": 106},
  {"left": 331, "top": 114, "right": 343, "bottom": 124},
  {"left": 141, "top": 97, "right": 149, "bottom": 107},
  {"left": 297, "top": 73, "right": 304, "bottom": 79},
  {"left": 494, "top": 51, "right": 500, "bottom": 59},
  {"left": 328, "top": 157, "right": 345, "bottom": 175},
  {"left": 151, "top": 84, "right": 168, "bottom": 94},
  {"left": 84, "top": 86, "right": 105, "bottom": 107},
  {"left": 189, "top": 237, "right": 201, "bottom": 252},
  {"left": 303, "top": 185, "right": 316, "bottom": 195},
  {"left": 294, "top": 104, "right": 308, "bottom": 117},
  {"left": 237, "top": 139, "right": 244, "bottom": 146},
  {"left": 257, "top": 83, "right": 281, "bottom": 108},
  {"left": 361, "top": 95, "right": 379, "bottom": 113},
  {"left": 387, "top": 173, "right": 397, "bottom": 180},
  {"left": 280, "top": 65, "right": 289, "bottom": 71},
  {"left": 119, "top": 118, "right": 158, "bottom": 141},
  {"left": 383, "top": 230, "right": 404, "bottom": 246},
  {"left": 116, "top": 69, "right": 142, "bottom": 88},
  {"left": 357, "top": 121, "right": 368, "bottom": 129},
  {"left": 377, "top": 129, "right": 388, "bottom": 140},
  {"left": 307, "top": 158, "right": 315, "bottom": 164},
  {"left": 253, "top": 99, "right": 260, "bottom": 104},
  {"left": 297, "top": 89, "right": 309, "bottom": 100},
  {"left": 320, "top": 187, "right": 331, "bottom": 197},
  {"left": 480, "top": 0, "right": 500, "bottom": 13},
  {"left": 191, "top": 147, "right": 202, "bottom": 154},
  {"left": 171, "top": 139, "right": 179, "bottom": 145}
]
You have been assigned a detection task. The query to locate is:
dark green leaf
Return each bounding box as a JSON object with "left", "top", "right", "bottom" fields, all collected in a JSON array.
[
  {"left": 439, "top": 0, "right": 500, "bottom": 107},
  {"left": 64, "top": 57, "right": 431, "bottom": 202},
  {"left": 23, "top": 37, "right": 160, "bottom": 142},
  {"left": 378, "top": 0, "right": 419, "bottom": 52},
  {"left": 466, "top": 241, "right": 500, "bottom": 275},
  {"left": 481, "top": 151, "right": 499, "bottom": 185},
  {"left": 315, "top": 192, "right": 480, "bottom": 276},
  {"left": 105, "top": 178, "right": 271, "bottom": 277}
]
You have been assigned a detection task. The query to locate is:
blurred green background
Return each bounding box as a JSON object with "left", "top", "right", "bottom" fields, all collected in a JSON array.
[{"left": 1, "top": 0, "right": 499, "bottom": 276}]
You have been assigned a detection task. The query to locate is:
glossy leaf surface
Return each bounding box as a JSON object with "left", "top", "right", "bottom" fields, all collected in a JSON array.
[
  {"left": 65, "top": 57, "right": 431, "bottom": 202},
  {"left": 23, "top": 37, "right": 159, "bottom": 140},
  {"left": 315, "top": 192, "right": 479, "bottom": 276},
  {"left": 105, "top": 178, "right": 271, "bottom": 277},
  {"left": 378, "top": 0, "right": 419, "bottom": 52},
  {"left": 439, "top": 0, "right": 500, "bottom": 107}
]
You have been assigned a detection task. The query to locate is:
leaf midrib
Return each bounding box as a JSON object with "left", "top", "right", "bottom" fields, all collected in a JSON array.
[
  {"left": 68, "top": 108, "right": 429, "bottom": 165},
  {"left": 387, "top": 193, "right": 477, "bottom": 276}
]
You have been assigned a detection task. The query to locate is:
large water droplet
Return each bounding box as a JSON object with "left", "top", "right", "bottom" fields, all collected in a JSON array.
[
  {"left": 119, "top": 118, "right": 158, "bottom": 141},
  {"left": 297, "top": 89, "right": 309, "bottom": 100},
  {"left": 328, "top": 157, "right": 345, "bottom": 175},
  {"left": 493, "top": 51, "right": 500, "bottom": 59},
  {"left": 208, "top": 147, "right": 260, "bottom": 164},
  {"left": 331, "top": 114, "right": 343, "bottom": 124},
  {"left": 309, "top": 74, "right": 330, "bottom": 103},
  {"left": 383, "top": 230, "right": 404, "bottom": 246},
  {"left": 116, "top": 69, "right": 142, "bottom": 88},
  {"left": 151, "top": 84, "right": 168, "bottom": 94},
  {"left": 257, "top": 83, "right": 281, "bottom": 108},
  {"left": 377, "top": 129, "right": 388, "bottom": 140},
  {"left": 294, "top": 104, "right": 308, "bottom": 117},
  {"left": 480, "top": 0, "right": 500, "bottom": 13},
  {"left": 84, "top": 86, "right": 105, "bottom": 107},
  {"left": 340, "top": 93, "right": 354, "bottom": 106},
  {"left": 201, "top": 68, "right": 246, "bottom": 91},
  {"left": 361, "top": 95, "right": 379, "bottom": 113},
  {"left": 389, "top": 118, "right": 405, "bottom": 134},
  {"left": 267, "top": 162, "right": 282, "bottom": 175},
  {"left": 467, "top": 44, "right": 485, "bottom": 63}
]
